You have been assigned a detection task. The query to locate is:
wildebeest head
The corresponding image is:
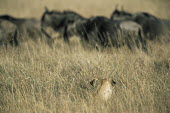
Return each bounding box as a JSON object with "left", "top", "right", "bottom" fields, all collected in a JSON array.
[
  {"left": 41, "top": 8, "right": 65, "bottom": 31},
  {"left": 41, "top": 7, "right": 85, "bottom": 32},
  {"left": 111, "top": 7, "right": 132, "bottom": 21},
  {"left": 41, "top": 7, "right": 86, "bottom": 43}
]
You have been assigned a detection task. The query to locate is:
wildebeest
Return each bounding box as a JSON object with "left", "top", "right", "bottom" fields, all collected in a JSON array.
[
  {"left": 64, "top": 16, "right": 148, "bottom": 52},
  {"left": 41, "top": 8, "right": 147, "bottom": 52},
  {"left": 0, "top": 15, "right": 54, "bottom": 46},
  {"left": 132, "top": 12, "right": 169, "bottom": 40},
  {"left": 41, "top": 7, "right": 85, "bottom": 42},
  {"left": 111, "top": 9, "right": 170, "bottom": 40},
  {"left": 0, "top": 19, "right": 18, "bottom": 47}
]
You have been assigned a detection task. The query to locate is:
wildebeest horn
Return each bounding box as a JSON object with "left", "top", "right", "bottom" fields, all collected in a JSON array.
[
  {"left": 115, "top": 4, "right": 119, "bottom": 10},
  {"left": 121, "top": 5, "right": 124, "bottom": 11},
  {"left": 45, "top": 6, "right": 49, "bottom": 12}
]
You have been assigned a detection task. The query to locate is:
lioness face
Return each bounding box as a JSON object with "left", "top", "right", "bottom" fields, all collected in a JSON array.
[{"left": 90, "top": 78, "right": 116, "bottom": 101}]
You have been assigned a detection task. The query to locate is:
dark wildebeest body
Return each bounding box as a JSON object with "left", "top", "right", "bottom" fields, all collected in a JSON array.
[
  {"left": 41, "top": 9, "right": 85, "bottom": 42},
  {"left": 0, "top": 15, "right": 54, "bottom": 46},
  {"left": 132, "top": 12, "right": 168, "bottom": 40},
  {"left": 111, "top": 9, "right": 170, "bottom": 40},
  {"left": 64, "top": 16, "right": 147, "bottom": 52},
  {"left": 41, "top": 9, "right": 147, "bottom": 52},
  {"left": 64, "top": 17, "right": 118, "bottom": 47},
  {"left": 0, "top": 19, "right": 18, "bottom": 47}
]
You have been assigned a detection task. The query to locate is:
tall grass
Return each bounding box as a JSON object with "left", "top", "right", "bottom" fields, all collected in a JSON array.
[
  {"left": 0, "top": 0, "right": 170, "bottom": 113},
  {"left": 0, "top": 38, "right": 169, "bottom": 113}
]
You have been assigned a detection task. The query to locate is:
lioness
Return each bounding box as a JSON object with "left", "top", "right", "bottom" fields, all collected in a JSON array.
[{"left": 90, "top": 78, "right": 116, "bottom": 101}]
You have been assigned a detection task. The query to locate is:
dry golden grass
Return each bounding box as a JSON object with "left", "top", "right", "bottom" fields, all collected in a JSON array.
[{"left": 0, "top": 0, "right": 170, "bottom": 113}]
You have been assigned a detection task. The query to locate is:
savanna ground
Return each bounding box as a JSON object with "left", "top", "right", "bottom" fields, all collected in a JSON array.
[{"left": 0, "top": 0, "right": 170, "bottom": 113}]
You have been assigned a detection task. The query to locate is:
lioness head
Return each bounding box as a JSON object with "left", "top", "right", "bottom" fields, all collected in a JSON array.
[{"left": 90, "top": 78, "right": 116, "bottom": 101}]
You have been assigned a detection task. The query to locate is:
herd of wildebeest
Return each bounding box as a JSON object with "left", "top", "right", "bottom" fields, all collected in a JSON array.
[{"left": 0, "top": 6, "right": 170, "bottom": 52}]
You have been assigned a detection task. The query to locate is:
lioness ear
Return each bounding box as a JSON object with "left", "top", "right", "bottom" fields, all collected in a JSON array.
[
  {"left": 90, "top": 78, "right": 98, "bottom": 87},
  {"left": 45, "top": 6, "right": 49, "bottom": 12},
  {"left": 111, "top": 80, "right": 116, "bottom": 86}
]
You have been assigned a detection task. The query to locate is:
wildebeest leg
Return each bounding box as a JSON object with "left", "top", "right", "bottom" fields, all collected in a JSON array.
[
  {"left": 97, "top": 32, "right": 108, "bottom": 47},
  {"left": 41, "top": 28, "right": 55, "bottom": 47},
  {"left": 141, "top": 39, "right": 148, "bottom": 52},
  {"left": 135, "top": 39, "right": 140, "bottom": 49},
  {"left": 127, "top": 41, "right": 133, "bottom": 51},
  {"left": 13, "top": 30, "right": 19, "bottom": 46},
  {"left": 41, "top": 28, "right": 53, "bottom": 39},
  {"left": 4, "top": 43, "right": 8, "bottom": 49},
  {"left": 138, "top": 30, "right": 148, "bottom": 52},
  {"left": 8, "top": 30, "right": 19, "bottom": 47},
  {"left": 63, "top": 26, "right": 70, "bottom": 43},
  {"left": 126, "top": 34, "right": 135, "bottom": 51}
]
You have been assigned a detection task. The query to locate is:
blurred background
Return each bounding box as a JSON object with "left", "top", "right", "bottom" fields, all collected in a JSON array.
[{"left": 0, "top": 0, "right": 170, "bottom": 19}]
